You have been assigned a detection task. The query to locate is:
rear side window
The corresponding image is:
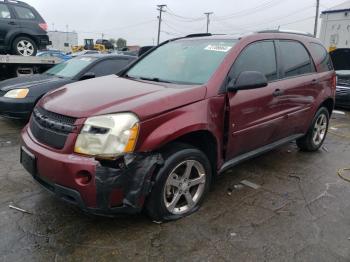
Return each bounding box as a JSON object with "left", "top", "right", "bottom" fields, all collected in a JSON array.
[
  {"left": 90, "top": 59, "right": 133, "bottom": 77},
  {"left": 279, "top": 41, "right": 315, "bottom": 78},
  {"left": 229, "top": 41, "right": 278, "bottom": 82},
  {"left": 0, "top": 4, "right": 11, "bottom": 19},
  {"left": 13, "top": 6, "right": 36, "bottom": 20},
  {"left": 309, "top": 43, "right": 333, "bottom": 72}
]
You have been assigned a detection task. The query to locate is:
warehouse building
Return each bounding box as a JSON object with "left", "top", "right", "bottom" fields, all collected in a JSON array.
[
  {"left": 320, "top": 1, "right": 350, "bottom": 50},
  {"left": 47, "top": 31, "right": 78, "bottom": 53}
]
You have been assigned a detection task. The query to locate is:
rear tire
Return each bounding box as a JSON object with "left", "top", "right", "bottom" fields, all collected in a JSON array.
[
  {"left": 12, "top": 37, "right": 38, "bottom": 56},
  {"left": 145, "top": 143, "right": 212, "bottom": 222},
  {"left": 296, "top": 107, "right": 329, "bottom": 152}
]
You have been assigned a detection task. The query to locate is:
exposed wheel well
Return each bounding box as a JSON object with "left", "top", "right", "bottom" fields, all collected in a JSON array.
[
  {"left": 160, "top": 131, "right": 218, "bottom": 175},
  {"left": 319, "top": 98, "right": 334, "bottom": 116}
]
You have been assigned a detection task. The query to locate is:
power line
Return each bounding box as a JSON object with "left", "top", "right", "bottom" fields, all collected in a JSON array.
[
  {"left": 214, "top": 4, "right": 315, "bottom": 32},
  {"left": 162, "top": 20, "right": 187, "bottom": 34},
  {"left": 213, "top": 15, "right": 315, "bottom": 35},
  {"left": 165, "top": 7, "right": 205, "bottom": 22},
  {"left": 161, "top": 30, "right": 182, "bottom": 37},
  {"left": 214, "top": 0, "right": 282, "bottom": 20},
  {"left": 71, "top": 19, "right": 157, "bottom": 36},
  {"left": 278, "top": 16, "right": 315, "bottom": 27}
]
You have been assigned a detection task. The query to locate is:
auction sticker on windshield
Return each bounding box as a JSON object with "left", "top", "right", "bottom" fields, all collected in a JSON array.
[{"left": 204, "top": 44, "right": 232, "bottom": 52}]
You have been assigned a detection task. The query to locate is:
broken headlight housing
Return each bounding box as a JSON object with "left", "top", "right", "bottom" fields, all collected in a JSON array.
[{"left": 74, "top": 113, "right": 139, "bottom": 158}]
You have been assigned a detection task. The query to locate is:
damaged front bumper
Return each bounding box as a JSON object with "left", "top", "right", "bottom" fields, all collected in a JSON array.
[
  {"left": 94, "top": 154, "right": 164, "bottom": 215},
  {"left": 21, "top": 127, "right": 163, "bottom": 216}
]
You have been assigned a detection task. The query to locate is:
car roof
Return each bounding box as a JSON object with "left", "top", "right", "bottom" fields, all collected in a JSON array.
[
  {"left": 172, "top": 31, "right": 315, "bottom": 42},
  {"left": 1, "top": 0, "right": 35, "bottom": 9}
]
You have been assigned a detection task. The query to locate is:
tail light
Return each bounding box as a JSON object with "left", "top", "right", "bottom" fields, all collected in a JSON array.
[{"left": 39, "top": 23, "right": 48, "bottom": 31}]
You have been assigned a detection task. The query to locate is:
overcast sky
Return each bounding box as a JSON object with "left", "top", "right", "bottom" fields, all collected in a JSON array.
[{"left": 25, "top": 0, "right": 347, "bottom": 45}]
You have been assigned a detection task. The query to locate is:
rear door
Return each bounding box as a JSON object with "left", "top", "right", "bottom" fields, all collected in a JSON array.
[
  {"left": 0, "top": 3, "right": 17, "bottom": 47},
  {"left": 225, "top": 40, "right": 285, "bottom": 160},
  {"left": 11, "top": 4, "right": 44, "bottom": 33},
  {"left": 275, "top": 40, "right": 318, "bottom": 136}
]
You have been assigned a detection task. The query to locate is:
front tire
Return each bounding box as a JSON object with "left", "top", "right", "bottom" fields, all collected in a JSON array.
[
  {"left": 145, "top": 143, "right": 212, "bottom": 221},
  {"left": 12, "top": 37, "right": 38, "bottom": 56},
  {"left": 297, "top": 107, "right": 330, "bottom": 152}
]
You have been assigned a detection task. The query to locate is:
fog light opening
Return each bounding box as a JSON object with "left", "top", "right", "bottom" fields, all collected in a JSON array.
[{"left": 75, "top": 171, "right": 92, "bottom": 186}]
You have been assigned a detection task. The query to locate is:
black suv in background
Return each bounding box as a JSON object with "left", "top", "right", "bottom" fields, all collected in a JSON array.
[{"left": 0, "top": 0, "right": 49, "bottom": 56}]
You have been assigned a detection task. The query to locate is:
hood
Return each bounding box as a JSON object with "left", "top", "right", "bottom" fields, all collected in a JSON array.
[
  {"left": 0, "top": 74, "right": 69, "bottom": 92},
  {"left": 40, "top": 75, "right": 207, "bottom": 120},
  {"left": 330, "top": 48, "right": 350, "bottom": 71}
]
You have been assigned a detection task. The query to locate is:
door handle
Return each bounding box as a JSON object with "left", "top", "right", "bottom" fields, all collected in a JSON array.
[
  {"left": 311, "top": 79, "right": 319, "bottom": 84},
  {"left": 273, "top": 89, "right": 284, "bottom": 97},
  {"left": 8, "top": 21, "right": 17, "bottom": 25}
]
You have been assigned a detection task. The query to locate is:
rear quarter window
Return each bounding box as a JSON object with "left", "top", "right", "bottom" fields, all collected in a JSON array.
[
  {"left": 309, "top": 43, "right": 334, "bottom": 72},
  {"left": 13, "top": 5, "right": 36, "bottom": 20}
]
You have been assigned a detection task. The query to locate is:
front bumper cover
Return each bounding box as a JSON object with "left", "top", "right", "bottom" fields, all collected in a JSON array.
[
  {"left": 22, "top": 125, "right": 164, "bottom": 215},
  {"left": 94, "top": 154, "right": 164, "bottom": 214},
  {"left": 336, "top": 86, "right": 350, "bottom": 108},
  {"left": 0, "top": 96, "right": 36, "bottom": 119},
  {"left": 31, "top": 153, "right": 163, "bottom": 216}
]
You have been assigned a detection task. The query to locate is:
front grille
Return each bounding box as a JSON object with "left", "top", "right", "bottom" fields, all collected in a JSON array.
[
  {"left": 30, "top": 107, "right": 77, "bottom": 149},
  {"left": 336, "top": 88, "right": 350, "bottom": 96},
  {"left": 0, "top": 90, "right": 6, "bottom": 97},
  {"left": 337, "top": 77, "right": 350, "bottom": 87},
  {"left": 35, "top": 107, "right": 76, "bottom": 125}
]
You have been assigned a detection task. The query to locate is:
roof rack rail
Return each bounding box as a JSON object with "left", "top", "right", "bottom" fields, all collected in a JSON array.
[
  {"left": 258, "top": 29, "right": 314, "bottom": 37},
  {"left": 185, "top": 33, "right": 212, "bottom": 38},
  {"left": 1, "top": 0, "right": 29, "bottom": 5}
]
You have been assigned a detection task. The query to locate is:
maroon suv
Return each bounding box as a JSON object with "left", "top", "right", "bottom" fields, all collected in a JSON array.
[{"left": 20, "top": 32, "right": 336, "bottom": 221}]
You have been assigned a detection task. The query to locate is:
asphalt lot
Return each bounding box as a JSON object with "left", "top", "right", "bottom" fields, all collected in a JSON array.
[{"left": 1, "top": 111, "right": 350, "bottom": 262}]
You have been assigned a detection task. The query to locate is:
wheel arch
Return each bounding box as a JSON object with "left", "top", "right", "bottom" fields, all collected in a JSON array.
[
  {"left": 157, "top": 129, "right": 219, "bottom": 176},
  {"left": 10, "top": 33, "right": 38, "bottom": 47},
  {"left": 319, "top": 97, "right": 335, "bottom": 116}
]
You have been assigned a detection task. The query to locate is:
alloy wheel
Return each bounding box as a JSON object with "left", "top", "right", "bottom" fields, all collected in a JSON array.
[
  {"left": 17, "top": 40, "right": 34, "bottom": 56},
  {"left": 163, "top": 160, "right": 206, "bottom": 215},
  {"left": 312, "top": 113, "right": 328, "bottom": 146}
]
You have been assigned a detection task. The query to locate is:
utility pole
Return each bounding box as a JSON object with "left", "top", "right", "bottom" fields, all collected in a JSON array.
[
  {"left": 157, "top": 4, "right": 167, "bottom": 45},
  {"left": 314, "top": 0, "right": 320, "bottom": 37},
  {"left": 204, "top": 12, "right": 213, "bottom": 33}
]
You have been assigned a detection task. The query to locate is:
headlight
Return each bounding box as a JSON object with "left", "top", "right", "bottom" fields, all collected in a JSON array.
[
  {"left": 4, "top": 88, "right": 29, "bottom": 98},
  {"left": 74, "top": 113, "right": 140, "bottom": 158}
]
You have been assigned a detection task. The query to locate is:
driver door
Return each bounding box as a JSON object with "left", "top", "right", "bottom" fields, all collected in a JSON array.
[{"left": 225, "top": 40, "right": 286, "bottom": 160}]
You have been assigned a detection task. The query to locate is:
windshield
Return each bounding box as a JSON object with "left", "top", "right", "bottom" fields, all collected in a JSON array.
[
  {"left": 126, "top": 39, "right": 237, "bottom": 85},
  {"left": 45, "top": 57, "right": 96, "bottom": 78}
]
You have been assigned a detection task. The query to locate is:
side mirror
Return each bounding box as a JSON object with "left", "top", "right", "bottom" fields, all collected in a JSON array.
[
  {"left": 80, "top": 72, "right": 95, "bottom": 80},
  {"left": 227, "top": 71, "right": 268, "bottom": 92}
]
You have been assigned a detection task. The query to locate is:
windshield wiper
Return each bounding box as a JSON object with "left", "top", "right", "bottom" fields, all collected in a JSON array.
[
  {"left": 139, "top": 77, "right": 173, "bottom": 83},
  {"left": 124, "top": 74, "right": 136, "bottom": 79}
]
